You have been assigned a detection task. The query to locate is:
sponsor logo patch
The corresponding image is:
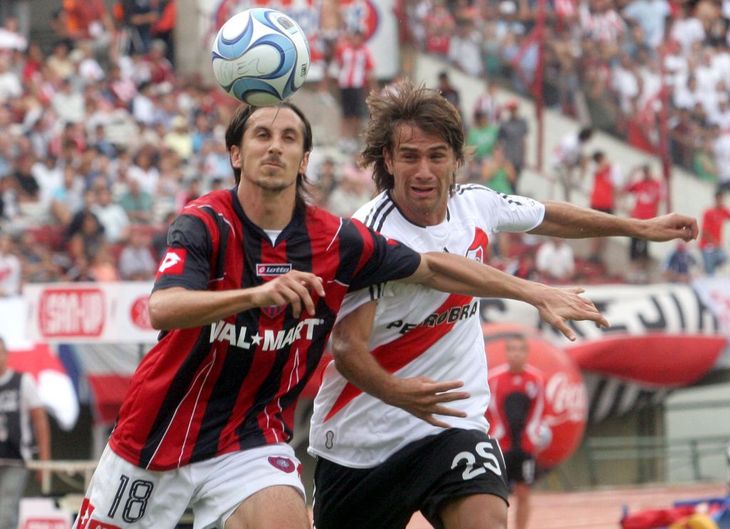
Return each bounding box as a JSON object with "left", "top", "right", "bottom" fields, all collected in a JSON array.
[
  {"left": 268, "top": 456, "right": 295, "bottom": 473},
  {"left": 256, "top": 263, "right": 292, "bottom": 276},
  {"left": 157, "top": 248, "right": 187, "bottom": 276}
]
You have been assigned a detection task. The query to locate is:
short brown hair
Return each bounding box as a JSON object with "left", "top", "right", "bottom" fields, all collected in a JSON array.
[{"left": 361, "top": 80, "right": 465, "bottom": 192}]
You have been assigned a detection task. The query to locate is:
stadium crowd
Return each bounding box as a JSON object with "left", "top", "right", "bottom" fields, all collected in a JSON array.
[{"left": 0, "top": 0, "right": 727, "bottom": 301}]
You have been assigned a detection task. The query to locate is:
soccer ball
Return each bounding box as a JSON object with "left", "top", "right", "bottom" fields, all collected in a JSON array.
[{"left": 211, "top": 8, "right": 311, "bottom": 106}]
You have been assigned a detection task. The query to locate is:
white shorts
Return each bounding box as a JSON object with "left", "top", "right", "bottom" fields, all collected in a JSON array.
[{"left": 73, "top": 443, "right": 305, "bottom": 529}]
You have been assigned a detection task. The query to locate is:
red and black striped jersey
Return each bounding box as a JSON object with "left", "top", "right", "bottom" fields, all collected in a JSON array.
[
  {"left": 487, "top": 364, "right": 545, "bottom": 455},
  {"left": 109, "top": 189, "right": 420, "bottom": 470}
]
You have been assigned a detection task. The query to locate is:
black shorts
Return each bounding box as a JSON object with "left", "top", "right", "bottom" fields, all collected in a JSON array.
[
  {"left": 312, "top": 429, "right": 509, "bottom": 529},
  {"left": 630, "top": 237, "right": 649, "bottom": 260},
  {"left": 503, "top": 450, "right": 536, "bottom": 485},
  {"left": 340, "top": 87, "right": 366, "bottom": 118}
]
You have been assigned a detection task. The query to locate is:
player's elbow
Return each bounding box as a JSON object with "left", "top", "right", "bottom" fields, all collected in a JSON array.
[{"left": 148, "top": 289, "right": 177, "bottom": 330}]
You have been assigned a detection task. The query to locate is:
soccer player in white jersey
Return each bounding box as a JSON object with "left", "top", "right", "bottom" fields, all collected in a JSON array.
[{"left": 309, "top": 81, "right": 698, "bottom": 529}]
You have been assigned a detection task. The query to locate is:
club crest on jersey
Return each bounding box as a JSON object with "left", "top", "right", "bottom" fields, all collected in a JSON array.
[
  {"left": 262, "top": 304, "right": 286, "bottom": 319},
  {"left": 465, "top": 228, "right": 489, "bottom": 264},
  {"left": 256, "top": 263, "right": 292, "bottom": 276},
  {"left": 268, "top": 456, "right": 295, "bottom": 473},
  {"left": 157, "top": 248, "right": 186, "bottom": 276}
]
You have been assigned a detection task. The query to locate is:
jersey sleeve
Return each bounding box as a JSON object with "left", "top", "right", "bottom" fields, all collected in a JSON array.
[
  {"left": 483, "top": 189, "right": 545, "bottom": 233},
  {"left": 153, "top": 214, "right": 213, "bottom": 292},
  {"left": 345, "top": 219, "right": 421, "bottom": 293},
  {"left": 21, "top": 373, "right": 43, "bottom": 410}
]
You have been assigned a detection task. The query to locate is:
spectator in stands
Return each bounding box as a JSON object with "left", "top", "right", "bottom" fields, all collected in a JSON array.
[
  {"left": 0, "top": 15, "right": 27, "bottom": 52},
  {"left": 0, "top": 336, "right": 51, "bottom": 529},
  {"left": 118, "top": 227, "right": 156, "bottom": 280},
  {"left": 46, "top": 40, "right": 75, "bottom": 81},
  {"left": 0, "top": 232, "right": 21, "bottom": 296},
  {"left": 712, "top": 128, "right": 730, "bottom": 192},
  {"left": 473, "top": 81, "right": 501, "bottom": 125},
  {"left": 11, "top": 154, "right": 40, "bottom": 204},
  {"left": 437, "top": 70, "right": 462, "bottom": 119},
  {"left": 498, "top": 100, "right": 528, "bottom": 188},
  {"left": 334, "top": 29, "right": 375, "bottom": 151},
  {"left": 552, "top": 127, "right": 593, "bottom": 202},
  {"left": 92, "top": 185, "right": 129, "bottom": 244},
  {"left": 50, "top": 164, "right": 85, "bottom": 225},
  {"left": 128, "top": 146, "right": 159, "bottom": 194},
  {"left": 89, "top": 242, "right": 119, "bottom": 282},
  {"left": 588, "top": 150, "right": 621, "bottom": 268},
  {"left": 424, "top": 0, "right": 455, "bottom": 55},
  {"left": 0, "top": 54, "right": 21, "bottom": 102},
  {"left": 622, "top": 0, "right": 670, "bottom": 49},
  {"left": 0, "top": 175, "right": 19, "bottom": 223},
  {"left": 119, "top": 176, "right": 154, "bottom": 224},
  {"left": 121, "top": 0, "right": 159, "bottom": 55},
  {"left": 625, "top": 164, "right": 664, "bottom": 282},
  {"left": 535, "top": 237, "right": 576, "bottom": 282},
  {"left": 16, "top": 230, "right": 62, "bottom": 283},
  {"left": 466, "top": 109, "right": 500, "bottom": 179},
  {"left": 448, "top": 18, "right": 483, "bottom": 77},
  {"left": 66, "top": 208, "right": 106, "bottom": 264},
  {"left": 480, "top": 143, "right": 517, "bottom": 194},
  {"left": 164, "top": 115, "right": 193, "bottom": 161},
  {"left": 698, "top": 191, "right": 730, "bottom": 275},
  {"left": 663, "top": 241, "right": 698, "bottom": 283}
]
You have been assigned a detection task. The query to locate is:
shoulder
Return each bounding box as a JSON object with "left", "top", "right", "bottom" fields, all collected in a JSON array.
[{"left": 352, "top": 192, "right": 396, "bottom": 230}]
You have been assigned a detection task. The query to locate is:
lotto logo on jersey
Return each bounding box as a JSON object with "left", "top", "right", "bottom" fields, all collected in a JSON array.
[
  {"left": 268, "top": 456, "right": 295, "bottom": 473},
  {"left": 256, "top": 263, "right": 292, "bottom": 276},
  {"left": 157, "top": 248, "right": 187, "bottom": 276}
]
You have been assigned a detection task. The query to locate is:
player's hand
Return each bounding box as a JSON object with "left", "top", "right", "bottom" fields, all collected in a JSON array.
[
  {"left": 385, "top": 376, "right": 470, "bottom": 428},
  {"left": 253, "top": 271, "right": 325, "bottom": 317},
  {"left": 534, "top": 285, "right": 609, "bottom": 341},
  {"left": 640, "top": 213, "right": 698, "bottom": 242}
]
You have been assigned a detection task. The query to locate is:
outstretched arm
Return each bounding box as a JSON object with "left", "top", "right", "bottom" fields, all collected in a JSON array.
[
  {"left": 404, "top": 252, "right": 608, "bottom": 340},
  {"left": 530, "top": 201, "right": 698, "bottom": 241},
  {"left": 331, "top": 300, "right": 470, "bottom": 428},
  {"left": 149, "top": 271, "right": 325, "bottom": 330}
]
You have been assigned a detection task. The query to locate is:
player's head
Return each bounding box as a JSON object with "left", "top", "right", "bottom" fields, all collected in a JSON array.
[
  {"left": 505, "top": 335, "right": 529, "bottom": 373},
  {"left": 226, "top": 103, "right": 312, "bottom": 204},
  {"left": 362, "top": 80, "right": 465, "bottom": 193}
]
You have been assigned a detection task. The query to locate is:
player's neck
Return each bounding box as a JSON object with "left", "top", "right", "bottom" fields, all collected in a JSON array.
[{"left": 237, "top": 183, "right": 296, "bottom": 230}]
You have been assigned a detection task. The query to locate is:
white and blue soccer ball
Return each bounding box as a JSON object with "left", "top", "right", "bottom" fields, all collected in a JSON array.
[{"left": 211, "top": 8, "right": 311, "bottom": 106}]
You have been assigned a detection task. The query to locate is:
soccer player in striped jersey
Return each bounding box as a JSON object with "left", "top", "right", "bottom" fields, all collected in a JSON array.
[
  {"left": 74, "top": 102, "right": 608, "bottom": 529},
  {"left": 309, "top": 81, "right": 698, "bottom": 529}
]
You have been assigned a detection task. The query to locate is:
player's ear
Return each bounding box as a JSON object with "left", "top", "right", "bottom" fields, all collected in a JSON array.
[
  {"left": 383, "top": 147, "right": 394, "bottom": 175},
  {"left": 299, "top": 151, "right": 310, "bottom": 175},
  {"left": 230, "top": 145, "right": 242, "bottom": 169}
]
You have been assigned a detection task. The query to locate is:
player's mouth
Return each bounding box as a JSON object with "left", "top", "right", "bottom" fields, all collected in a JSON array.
[
  {"left": 411, "top": 185, "right": 435, "bottom": 197},
  {"left": 262, "top": 159, "right": 284, "bottom": 168}
]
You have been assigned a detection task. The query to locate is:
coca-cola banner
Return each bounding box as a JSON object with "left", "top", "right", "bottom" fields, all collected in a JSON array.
[{"left": 25, "top": 282, "right": 157, "bottom": 344}]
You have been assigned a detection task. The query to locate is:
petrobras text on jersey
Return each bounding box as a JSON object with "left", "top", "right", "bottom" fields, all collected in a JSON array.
[
  {"left": 209, "top": 318, "right": 325, "bottom": 351},
  {"left": 386, "top": 300, "right": 479, "bottom": 335}
]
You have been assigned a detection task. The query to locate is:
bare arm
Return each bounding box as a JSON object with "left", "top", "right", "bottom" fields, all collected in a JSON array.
[
  {"left": 530, "top": 201, "right": 698, "bottom": 241},
  {"left": 331, "top": 300, "right": 469, "bottom": 428},
  {"left": 30, "top": 407, "right": 50, "bottom": 462},
  {"left": 149, "top": 271, "right": 325, "bottom": 330},
  {"left": 404, "top": 252, "right": 608, "bottom": 340}
]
